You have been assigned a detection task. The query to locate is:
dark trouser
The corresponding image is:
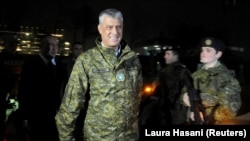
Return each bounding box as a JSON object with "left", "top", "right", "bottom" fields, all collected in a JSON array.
[{"left": 171, "top": 104, "right": 188, "bottom": 125}]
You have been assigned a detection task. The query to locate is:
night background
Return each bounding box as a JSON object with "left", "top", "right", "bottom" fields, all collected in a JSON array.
[{"left": 1, "top": 0, "right": 250, "bottom": 51}]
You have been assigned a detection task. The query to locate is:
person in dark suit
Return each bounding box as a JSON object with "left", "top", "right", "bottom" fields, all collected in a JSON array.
[{"left": 18, "top": 35, "right": 63, "bottom": 141}]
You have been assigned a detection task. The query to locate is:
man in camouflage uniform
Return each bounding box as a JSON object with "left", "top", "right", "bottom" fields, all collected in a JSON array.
[
  {"left": 183, "top": 37, "right": 242, "bottom": 124},
  {"left": 55, "top": 8, "right": 143, "bottom": 141}
]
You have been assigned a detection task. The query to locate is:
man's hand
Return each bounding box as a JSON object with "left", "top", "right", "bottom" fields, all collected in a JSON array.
[
  {"left": 190, "top": 111, "right": 204, "bottom": 122},
  {"left": 182, "top": 92, "right": 191, "bottom": 107}
]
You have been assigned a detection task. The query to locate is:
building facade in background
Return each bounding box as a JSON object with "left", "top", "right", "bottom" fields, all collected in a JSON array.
[{"left": 0, "top": 25, "right": 71, "bottom": 56}]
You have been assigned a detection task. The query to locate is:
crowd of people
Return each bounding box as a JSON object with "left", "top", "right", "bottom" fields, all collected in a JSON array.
[{"left": 0, "top": 8, "right": 243, "bottom": 141}]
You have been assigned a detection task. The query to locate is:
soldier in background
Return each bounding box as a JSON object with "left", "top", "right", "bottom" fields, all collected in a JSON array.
[
  {"left": 182, "top": 37, "right": 242, "bottom": 124},
  {"left": 140, "top": 45, "right": 195, "bottom": 127}
]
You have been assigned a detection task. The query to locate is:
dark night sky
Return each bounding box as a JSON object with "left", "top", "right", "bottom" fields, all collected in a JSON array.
[{"left": 1, "top": 0, "right": 250, "bottom": 59}]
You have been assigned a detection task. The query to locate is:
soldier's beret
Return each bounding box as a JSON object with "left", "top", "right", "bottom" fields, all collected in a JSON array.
[
  {"left": 200, "top": 37, "right": 225, "bottom": 52},
  {"left": 164, "top": 45, "right": 181, "bottom": 52}
]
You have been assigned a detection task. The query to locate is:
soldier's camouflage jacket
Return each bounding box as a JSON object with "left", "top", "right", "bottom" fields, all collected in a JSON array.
[
  {"left": 192, "top": 61, "right": 241, "bottom": 124},
  {"left": 55, "top": 38, "right": 143, "bottom": 141}
]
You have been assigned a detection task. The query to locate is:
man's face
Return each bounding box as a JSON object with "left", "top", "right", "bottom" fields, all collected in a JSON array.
[
  {"left": 200, "top": 47, "right": 221, "bottom": 64},
  {"left": 98, "top": 16, "right": 123, "bottom": 48},
  {"left": 164, "top": 50, "right": 178, "bottom": 64},
  {"left": 47, "top": 36, "right": 58, "bottom": 57},
  {"left": 72, "top": 44, "right": 83, "bottom": 58}
]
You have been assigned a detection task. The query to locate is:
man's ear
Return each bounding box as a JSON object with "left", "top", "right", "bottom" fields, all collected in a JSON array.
[
  {"left": 216, "top": 51, "right": 223, "bottom": 59},
  {"left": 97, "top": 24, "right": 101, "bottom": 34}
]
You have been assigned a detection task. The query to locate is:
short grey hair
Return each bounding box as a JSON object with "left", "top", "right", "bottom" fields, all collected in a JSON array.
[{"left": 98, "top": 8, "right": 123, "bottom": 24}]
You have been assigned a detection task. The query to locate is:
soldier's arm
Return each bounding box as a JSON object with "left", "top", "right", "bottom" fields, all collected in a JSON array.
[
  {"left": 55, "top": 57, "right": 88, "bottom": 141},
  {"left": 214, "top": 75, "right": 242, "bottom": 123}
]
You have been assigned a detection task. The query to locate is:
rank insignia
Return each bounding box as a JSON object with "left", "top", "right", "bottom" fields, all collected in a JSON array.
[{"left": 205, "top": 39, "right": 212, "bottom": 46}]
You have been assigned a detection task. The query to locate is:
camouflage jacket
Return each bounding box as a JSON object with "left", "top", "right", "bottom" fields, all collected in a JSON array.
[
  {"left": 192, "top": 61, "right": 241, "bottom": 124},
  {"left": 55, "top": 38, "right": 143, "bottom": 141}
]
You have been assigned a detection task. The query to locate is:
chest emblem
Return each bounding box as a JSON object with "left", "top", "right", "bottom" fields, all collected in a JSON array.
[{"left": 116, "top": 73, "right": 125, "bottom": 81}]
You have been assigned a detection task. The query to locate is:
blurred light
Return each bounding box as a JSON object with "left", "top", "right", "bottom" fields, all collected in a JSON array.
[
  {"left": 228, "top": 46, "right": 244, "bottom": 52},
  {"left": 155, "top": 47, "right": 161, "bottom": 50},
  {"left": 51, "top": 34, "right": 63, "bottom": 37},
  {"left": 142, "top": 85, "right": 154, "bottom": 96},
  {"left": 64, "top": 41, "right": 70, "bottom": 46},
  {"left": 153, "top": 44, "right": 160, "bottom": 48},
  {"left": 16, "top": 46, "right": 22, "bottom": 51}
]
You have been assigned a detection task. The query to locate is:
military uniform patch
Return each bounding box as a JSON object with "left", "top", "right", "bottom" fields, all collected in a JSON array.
[
  {"left": 116, "top": 73, "right": 125, "bottom": 81},
  {"left": 230, "top": 102, "right": 239, "bottom": 112},
  {"left": 200, "top": 93, "right": 218, "bottom": 107}
]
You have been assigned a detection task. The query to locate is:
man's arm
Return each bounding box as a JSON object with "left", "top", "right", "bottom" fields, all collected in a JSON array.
[
  {"left": 55, "top": 58, "right": 88, "bottom": 141},
  {"left": 182, "top": 70, "right": 206, "bottom": 125}
]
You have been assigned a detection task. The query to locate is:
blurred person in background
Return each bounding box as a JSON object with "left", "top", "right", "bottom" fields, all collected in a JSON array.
[
  {"left": 55, "top": 8, "right": 143, "bottom": 141},
  {"left": 0, "top": 35, "right": 24, "bottom": 141},
  {"left": 61, "top": 41, "right": 84, "bottom": 80},
  {"left": 18, "top": 35, "right": 64, "bottom": 141}
]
